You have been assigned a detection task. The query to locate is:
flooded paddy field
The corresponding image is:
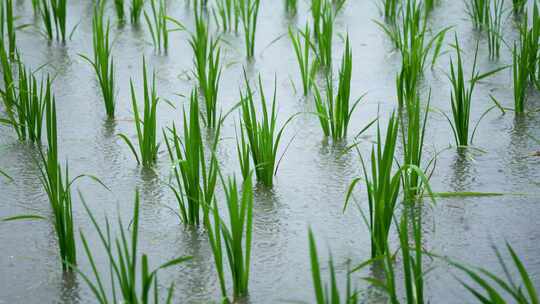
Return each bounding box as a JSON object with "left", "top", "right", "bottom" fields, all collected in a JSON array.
[{"left": 0, "top": 0, "right": 539, "bottom": 303}]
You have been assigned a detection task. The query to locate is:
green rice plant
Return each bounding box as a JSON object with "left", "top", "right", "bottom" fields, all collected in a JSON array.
[
  {"left": 381, "top": 0, "right": 399, "bottom": 22},
  {"left": 31, "top": 0, "right": 41, "bottom": 16},
  {"left": 189, "top": 8, "right": 222, "bottom": 129},
  {"left": 236, "top": 123, "right": 251, "bottom": 180},
  {"left": 308, "top": 229, "right": 359, "bottom": 304},
  {"left": 114, "top": 0, "right": 125, "bottom": 21},
  {"left": 2, "top": 91, "right": 88, "bottom": 271},
  {"left": 513, "top": 42, "right": 528, "bottom": 113},
  {"left": 5, "top": 60, "right": 50, "bottom": 142},
  {"left": 240, "top": 74, "right": 294, "bottom": 187},
  {"left": 445, "top": 36, "right": 505, "bottom": 146},
  {"left": 205, "top": 175, "right": 253, "bottom": 302},
  {"left": 315, "top": 0, "right": 333, "bottom": 69},
  {"left": 449, "top": 243, "right": 538, "bottom": 304},
  {"left": 312, "top": 0, "right": 322, "bottom": 37},
  {"left": 0, "top": 41, "right": 16, "bottom": 113},
  {"left": 401, "top": 0, "right": 448, "bottom": 70},
  {"left": 424, "top": 0, "right": 436, "bottom": 15},
  {"left": 78, "top": 190, "right": 192, "bottom": 303},
  {"left": 512, "top": 0, "right": 526, "bottom": 15},
  {"left": 333, "top": 0, "right": 347, "bottom": 12},
  {"left": 119, "top": 58, "right": 159, "bottom": 167},
  {"left": 345, "top": 113, "right": 402, "bottom": 259},
  {"left": 213, "top": 0, "right": 239, "bottom": 32},
  {"left": 39, "top": 95, "right": 77, "bottom": 272},
  {"left": 400, "top": 91, "right": 430, "bottom": 201},
  {"left": 524, "top": 3, "right": 540, "bottom": 87},
  {"left": 131, "top": 0, "right": 144, "bottom": 24},
  {"left": 39, "top": 0, "right": 54, "bottom": 40},
  {"left": 80, "top": 2, "right": 115, "bottom": 118},
  {"left": 313, "top": 37, "right": 367, "bottom": 140},
  {"left": 40, "top": 0, "right": 67, "bottom": 42},
  {"left": 377, "top": 0, "right": 448, "bottom": 92},
  {"left": 358, "top": 208, "right": 427, "bottom": 304},
  {"left": 163, "top": 90, "right": 219, "bottom": 226},
  {"left": 238, "top": 0, "right": 260, "bottom": 58},
  {"left": 0, "top": 0, "right": 16, "bottom": 58},
  {"left": 289, "top": 23, "right": 317, "bottom": 96},
  {"left": 467, "top": 0, "right": 490, "bottom": 29},
  {"left": 396, "top": 59, "right": 419, "bottom": 108},
  {"left": 144, "top": 0, "right": 169, "bottom": 52},
  {"left": 285, "top": 0, "right": 297, "bottom": 14},
  {"left": 396, "top": 208, "right": 426, "bottom": 304},
  {"left": 486, "top": 0, "right": 504, "bottom": 59},
  {"left": 344, "top": 113, "right": 432, "bottom": 259},
  {"left": 0, "top": 50, "right": 50, "bottom": 142},
  {"left": 509, "top": 3, "right": 540, "bottom": 112}
]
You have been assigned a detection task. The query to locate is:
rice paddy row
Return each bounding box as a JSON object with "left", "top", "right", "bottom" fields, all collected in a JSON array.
[{"left": 0, "top": 0, "right": 538, "bottom": 303}]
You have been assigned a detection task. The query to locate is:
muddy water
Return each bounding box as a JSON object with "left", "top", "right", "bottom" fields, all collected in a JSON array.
[{"left": 1, "top": 0, "right": 539, "bottom": 303}]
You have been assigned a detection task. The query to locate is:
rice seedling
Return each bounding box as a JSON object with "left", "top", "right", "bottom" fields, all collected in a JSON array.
[
  {"left": 31, "top": 0, "right": 41, "bottom": 16},
  {"left": 131, "top": 0, "right": 144, "bottom": 24},
  {"left": 395, "top": 208, "right": 426, "bottom": 304},
  {"left": 114, "top": 0, "right": 125, "bottom": 22},
  {"left": 467, "top": 0, "right": 490, "bottom": 29},
  {"left": 5, "top": 60, "right": 50, "bottom": 142},
  {"left": 356, "top": 207, "right": 427, "bottom": 304},
  {"left": 444, "top": 35, "right": 505, "bottom": 147},
  {"left": 236, "top": 124, "right": 251, "bottom": 180},
  {"left": 400, "top": 90, "right": 430, "bottom": 201},
  {"left": 449, "top": 243, "right": 538, "bottom": 304},
  {"left": 510, "top": 3, "right": 540, "bottom": 112},
  {"left": 313, "top": 36, "right": 368, "bottom": 140},
  {"left": 381, "top": 0, "right": 399, "bottom": 22},
  {"left": 163, "top": 89, "right": 219, "bottom": 226},
  {"left": 40, "top": 0, "right": 67, "bottom": 42},
  {"left": 80, "top": 2, "right": 115, "bottom": 118},
  {"left": 289, "top": 23, "right": 317, "bottom": 96},
  {"left": 424, "top": 0, "right": 436, "bottom": 16},
  {"left": 308, "top": 229, "right": 359, "bottom": 304},
  {"left": 240, "top": 74, "right": 294, "bottom": 187},
  {"left": 0, "top": 0, "right": 16, "bottom": 59},
  {"left": 394, "top": 210, "right": 425, "bottom": 304},
  {"left": 213, "top": 0, "right": 239, "bottom": 32},
  {"left": 119, "top": 58, "right": 159, "bottom": 167},
  {"left": 333, "top": 0, "right": 347, "bottom": 12},
  {"left": 513, "top": 42, "right": 528, "bottom": 113},
  {"left": 512, "top": 0, "right": 526, "bottom": 15},
  {"left": 345, "top": 113, "right": 401, "bottom": 258},
  {"left": 396, "top": 59, "right": 419, "bottom": 109},
  {"left": 312, "top": 0, "right": 322, "bottom": 37},
  {"left": 315, "top": 1, "right": 333, "bottom": 69},
  {"left": 144, "top": 0, "right": 169, "bottom": 52},
  {"left": 524, "top": 3, "right": 540, "bottom": 87},
  {"left": 189, "top": 8, "right": 222, "bottom": 129},
  {"left": 78, "top": 190, "right": 192, "bottom": 303},
  {"left": 377, "top": 0, "right": 448, "bottom": 91},
  {"left": 39, "top": 0, "right": 54, "bottom": 40},
  {"left": 238, "top": 0, "right": 260, "bottom": 58},
  {"left": 403, "top": 0, "right": 448, "bottom": 69},
  {"left": 486, "top": 0, "right": 504, "bottom": 59},
  {"left": 205, "top": 175, "right": 253, "bottom": 302},
  {"left": 0, "top": 48, "right": 49, "bottom": 142},
  {"left": 285, "top": 0, "right": 297, "bottom": 14},
  {"left": 0, "top": 41, "right": 16, "bottom": 110},
  {"left": 39, "top": 95, "right": 77, "bottom": 272}
]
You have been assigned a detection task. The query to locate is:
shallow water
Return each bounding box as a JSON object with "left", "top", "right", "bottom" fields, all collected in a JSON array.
[{"left": 1, "top": 0, "right": 539, "bottom": 303}]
